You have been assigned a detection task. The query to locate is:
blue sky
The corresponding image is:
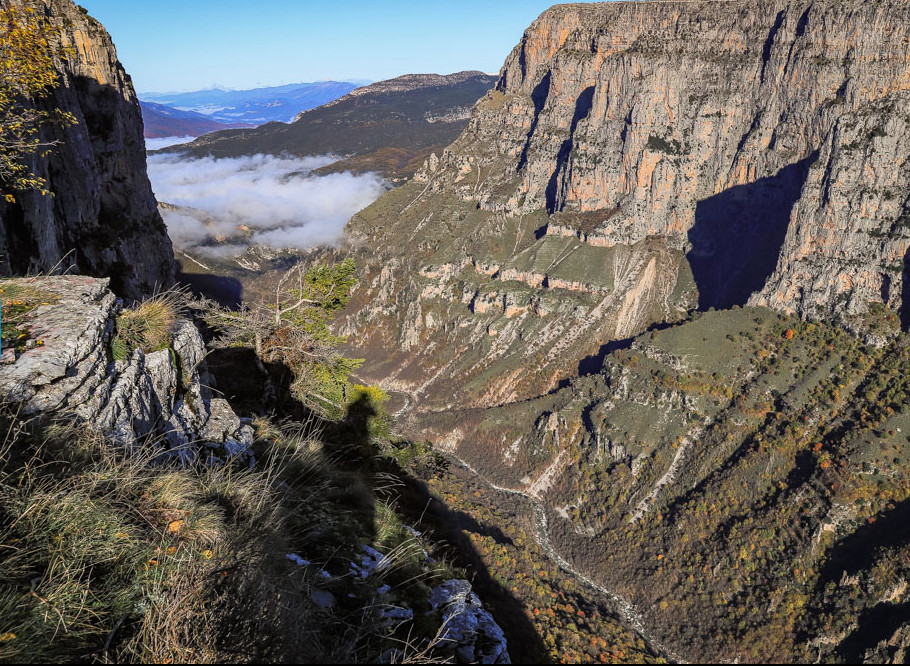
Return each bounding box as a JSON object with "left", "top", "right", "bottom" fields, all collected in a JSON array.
[{"left": 76, "top": 0, "right": 607, "bottom": 93}]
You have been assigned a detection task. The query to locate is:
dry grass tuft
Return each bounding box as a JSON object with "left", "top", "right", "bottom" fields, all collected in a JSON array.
[
  {"left": 0, "top": 409, "right": 350, "bottom": 663},
  {"left": 0, "top": 390, "right": 463, "bottom": 663},
  {"left": 111, "top": 290, "right": 185, "bottom": 360}
]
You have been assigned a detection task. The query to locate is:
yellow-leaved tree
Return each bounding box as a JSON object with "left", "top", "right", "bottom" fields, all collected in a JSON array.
[{"left": 0, "top": 1, "right": 76, "bottom": 201}]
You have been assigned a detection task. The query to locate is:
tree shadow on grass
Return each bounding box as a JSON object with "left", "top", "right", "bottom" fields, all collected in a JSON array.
[{"left": 805, "top": 495, "right": 910, "bottom": 660}]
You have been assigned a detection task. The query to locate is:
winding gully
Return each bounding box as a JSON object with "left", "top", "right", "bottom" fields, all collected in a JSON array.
[
  {"left": 447, "top": 453, "right": 684, "bottom": 665},
  {"left": 380, "top": 384, "right": 685, "bottom": 663}
]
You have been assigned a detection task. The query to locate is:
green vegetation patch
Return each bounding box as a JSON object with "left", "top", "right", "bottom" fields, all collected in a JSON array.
[
  {"left": 645, "top": 134, "right": 685, "bottom": 155},
  {"left": 507, "top": 235, "right": 578, "bottom": 274},
  {"left": 646, "top": 306, "right": 775, "bottom": 376},
  {"left": 547, "top": 244, "right": 616, "bottom": 290},
  {"left": 0, "top": 281, "right": 58, "bottom": 353},
  {"left": 111, "top": 292, "right": 181, "bottom": 361},
  {"left": 514, "top": 311, "right": 910, "bottom": 662}
]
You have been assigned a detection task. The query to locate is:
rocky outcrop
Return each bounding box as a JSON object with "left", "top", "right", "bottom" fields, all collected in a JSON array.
[
  {"left": 0, "top": 0, "right": 175, "bottom": 301},
  {"left": 0, "top": 276, "right": 252, "bottom": 460},
  {"left": 428, "top": 579, "right": 511, "bottom": 664}
]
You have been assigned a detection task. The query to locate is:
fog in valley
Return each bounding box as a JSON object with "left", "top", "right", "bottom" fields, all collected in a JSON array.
[{"left": 146, "top": 152, "right": 389, "bottom": 258}]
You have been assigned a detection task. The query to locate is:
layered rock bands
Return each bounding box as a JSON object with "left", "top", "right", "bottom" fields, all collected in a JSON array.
[{"left": 341, "top": 0, "right": 910, "bottom": 419}]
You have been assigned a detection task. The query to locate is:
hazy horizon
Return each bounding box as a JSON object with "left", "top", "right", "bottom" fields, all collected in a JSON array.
[
  {"left": 137, "top": 78, "right": 375, "bottom": 97},
  {"left": 76, "top": 0, "right": 609, "bottom": 93}
]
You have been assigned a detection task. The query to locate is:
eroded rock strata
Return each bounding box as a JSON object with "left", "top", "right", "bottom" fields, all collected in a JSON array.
[
  {"left": 341, "top": 0, "right": 910, "bottom": 448},
  {"left": 338, "top": 2, "right": 910, "bottom": 661}
]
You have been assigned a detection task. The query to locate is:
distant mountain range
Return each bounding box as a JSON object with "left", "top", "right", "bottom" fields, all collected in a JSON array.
[
  {"left": 167, "top": 71, "right": 498, "bottom": 181},
  {"left": 139, "top": 101, "right": 252, "bottom": 139},
  {"left": 139, "top": 81, "right": 362, "bottom": 125}
]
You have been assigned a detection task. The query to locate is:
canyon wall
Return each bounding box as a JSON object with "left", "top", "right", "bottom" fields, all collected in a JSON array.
[
  {"left": 341, "top": 0, "right": 910, "bottom": 431},
  {"left": 0, "top": 0, "right": 175, "bottom": 300},
  {"left": 443, "top": 0, "right": 910, "bottom": 315},
  {"left": 338, "top": 4, "right": 910, "bottom": 661}
]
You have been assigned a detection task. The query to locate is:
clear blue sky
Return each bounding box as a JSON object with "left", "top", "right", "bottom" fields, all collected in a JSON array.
[{"left": 76, "top": 0, "right": 609, "bottom": 93}]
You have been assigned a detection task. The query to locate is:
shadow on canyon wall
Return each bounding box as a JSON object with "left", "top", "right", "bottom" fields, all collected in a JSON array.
[
  {"left": 546, "top": 86, "right": 595, "bottom": 214},
  {"left": 517, "top": 71, "right": 552, "bottom": 174},
  {"left": 687, "top": 155, "right": 814, "bottom": 310}
]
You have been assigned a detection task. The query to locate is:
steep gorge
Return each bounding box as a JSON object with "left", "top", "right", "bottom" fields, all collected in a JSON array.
[
  {"left": 338, "top": 1, "right": 910, "bottom": 661},
  {"left": 341, "top": 0, "right": 910, "bottom": 469}
]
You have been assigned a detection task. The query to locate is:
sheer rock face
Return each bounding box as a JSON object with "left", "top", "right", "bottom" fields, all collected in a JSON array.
[
  {"left": 341, "top": 0, "right": 910, "bottom": 449},
  {"left": 429, "top": 0, "right": 910, "bottom": 319},
  {"left": 0, "top": 0, "right": 175, "bottom": 301},
  {"left": 754, "top": 92, "right": 910, "bottom": 320},
  {"left": 0, "top": 276, "right": 252, "bottom": 460}
]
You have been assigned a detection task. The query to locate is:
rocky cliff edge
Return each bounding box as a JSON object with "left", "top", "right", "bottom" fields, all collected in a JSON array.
[
  {"left": 0, "top": 0, "right": 175, "bottom": 301},
  {"left": 0, "top": 276, "right": 252, "bottom": 461}
]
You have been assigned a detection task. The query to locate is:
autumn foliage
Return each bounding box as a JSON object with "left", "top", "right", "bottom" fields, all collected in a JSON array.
[{"left": 0, "top": 2, "right": 76, "bottom": 199}]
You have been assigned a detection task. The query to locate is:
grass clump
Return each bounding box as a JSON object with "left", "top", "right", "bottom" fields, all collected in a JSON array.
[
  {"left": 0, "top": 398, "right": 464, "bottom": 663},
  {"left": 0, "top": 409, "right": 334, "bottom": 662},
  {"left": 111, "top": 291, "right": 181, "bottom": 361}
]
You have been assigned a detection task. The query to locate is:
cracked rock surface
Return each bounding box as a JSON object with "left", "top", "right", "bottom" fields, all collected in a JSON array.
[{"left": 0, "top": 276, "right": 251, "bottom": 459}]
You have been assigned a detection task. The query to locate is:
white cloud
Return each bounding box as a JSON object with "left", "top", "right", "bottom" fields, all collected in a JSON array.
[
  {"left": 145, "top": 136, "right": 197, "bottom": 151},
  {"left": 147, "top": 153, "right": 389, "bottom": 257}
]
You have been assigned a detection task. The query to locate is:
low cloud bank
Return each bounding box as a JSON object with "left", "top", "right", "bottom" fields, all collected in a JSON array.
[
  {"left": 145, "top": 136, "right": 196, "bottom": 151},
  {"left": 147, "top": 153, "right": 389, "bottom": 257}
]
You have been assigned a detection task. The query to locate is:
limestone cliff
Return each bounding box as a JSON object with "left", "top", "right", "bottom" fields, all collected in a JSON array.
[
  {"left": 0, "top": 276, "right": 252, "bottom": 460},
  {"left": 440, "top": 0, "right": 910, "bottom": 315},
  {"left": 0, "top": 0, "right": 175, "bottom": 301},
  {"left": 337, "top": 3, "right": 910, "bottom": 662},
  {"left": 340, "top": 0, "right": 910, "bottom": 443}
]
